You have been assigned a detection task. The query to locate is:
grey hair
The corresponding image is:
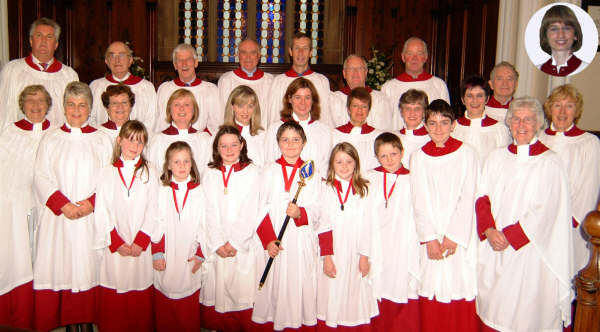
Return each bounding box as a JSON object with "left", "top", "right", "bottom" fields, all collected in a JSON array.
[
  {"left": 172, "top": 43, "right": 199, "bottom": 62},
  {"left": 490, "top": 61, "right": 519, "bottom": 81},
  {"left": 402, "top": 37, "right": 428, "bottom": 57},
  {"left": 105, "top": 41, "right": 133, "bottom": 60},
  {"left": 343, "top": 54, "right": 367, "bottom": 69},
  {"left": 29, "top": 17, "right": 61, "bottom": 40},
  {"left": 63, "top": 81, "right": 93, "bottom": 109},
  {"left": 505, "top": 97, "right": 546, "bottom": 136}
]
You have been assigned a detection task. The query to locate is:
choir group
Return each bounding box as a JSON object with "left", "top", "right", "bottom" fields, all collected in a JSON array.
[{"left": 0, "top": 16, "right": 598, "bottom": 332}]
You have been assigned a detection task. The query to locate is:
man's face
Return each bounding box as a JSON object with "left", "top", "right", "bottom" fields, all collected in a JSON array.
[
  {"left": 343, "top": 57, "right": 367, "bottom": 89},
  {"left": 489, "top": 66, "right": 517, "bottom": 100},
  {"left": 105, "top": 42, "right": 133, "bottom": 78},
  {"left": 401, "top": 40, "right": 427, "bottom": 75},
  {"left": 238, "top": 40, "right": 260, "bottom": 72},
  {"left": 173, "top": 49, "right": 199, "bottom": 82},
  {"left": 289, "top": 37, "right": 311, "bottom": 68},
  {"left": 30, "top": 24, "right": 58, "bottom": 63}
]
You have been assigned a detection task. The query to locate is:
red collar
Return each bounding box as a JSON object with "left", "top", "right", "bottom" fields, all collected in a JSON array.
[
  {"left": 113, "top": 158, "right": 143, "bottom": 168},
  {"left": 174, "top": 77, "right": 202, "bottom": 87},
  {"left": 486, "top": 95, "right": 511, "bottom": 109},
  {"left": 220, "top": 161, "right": 250, "bottom": 172},
  {"left": 170, "top": 181, "right": 200, "bottom": 190},
  {"left": 235, "top": 123, "right": 243, "bottom": 132},
  {"left": 60, "top": 123, "right": 97, "bottom": 133},
  {"left": 396, "top": 71, "right": 433, "bottom": 82},
  {"left": 544, "top": 125, "right": 585, "bottom": 137},
  {"left": 276, "top": 156, "right": 305, "bottom": 168},
  {"left": 374, "top": 165, "right": 410, "bottom": 175},
  {"left": 457, "top": 115, "right": 497, "bottom": 127},
  {"left": 507, "top": 140, "right": 549, "bottom": 156},
  {"left": 234, "top": 67, "right": 265, "bottom": 80},
  {"left": 106, "top": 74, "right": 143, "bottom": 85},
  {"left": 400, "top": 125, "right": 428, "bottom": 136},
  {"left": 339, "top": 86, "right": 373, "bottom": 95},
  {"left": 333, "top": 179, "right": 356, "bottom": 195},
  {"left": 281, "top": 117, "right": 316, "bottom": 125},
  {"left": 285, "top": 68, "right": 314, "bottom": 77},
  {"left": 540, "top": 55, "right": 582, "bottom": 77},
  {"left": 422, "top": 136, "right": 462, "bottom": 156},
  {"left": 336, "top": 122, "right": 375, "bottom": 134},
  {"left": 25, "top": 54, "right": 62, "bottom": 73},
  {"left": 162, "top": 125, "right": 199, "bottom": 135},
  {"left": 102, "top": 120, "right": 118, "bottom": 130},
  {"left": 15, "top": 119, "right": 50, "bottom": 131}
]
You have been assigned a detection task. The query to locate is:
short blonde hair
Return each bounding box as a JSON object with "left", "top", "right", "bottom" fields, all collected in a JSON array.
[
  {"left": 223, "top": 85, "right": 263, "bottom": 135},
  {"left": 165, "top": 89, "right": 199, "bottom": 125},
  {"left": 543, "top": 84, "right": 583, "bottom": 124},
  {"left": 19, "top": 85, "right": 52, "bottom": 114}
]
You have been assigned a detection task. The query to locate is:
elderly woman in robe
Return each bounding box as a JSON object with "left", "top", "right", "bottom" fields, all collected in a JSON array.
[
  {"left": 32, "top": 81, "right": 112, "bottom": 332},
  {"left": 475, "top": 97, "right": 574, "bottom": 332},
  {"left": 539, "top": 84, "right": 600, "bottom": 273}
]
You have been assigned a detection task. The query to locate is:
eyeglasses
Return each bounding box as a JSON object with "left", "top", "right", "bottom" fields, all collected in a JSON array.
[
  {"left": 509, "top": 117, "right": 537, "bottom": 125},
  {"left": 279, "top": 137, "right": 303, "bottom": 145},
  {"left": 547, "top": 25, "right": 574, "bottom": 35},
  {"left": 109, "top": 101, "right": 130, "bottom": 107},
  {"left": 107, "top": 53, "right": 131, "bottom": 61}
]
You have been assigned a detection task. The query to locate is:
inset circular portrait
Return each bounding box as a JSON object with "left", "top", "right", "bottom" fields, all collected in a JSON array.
[{"left": 525, "top": 2, "right": 598, "bottom": 77}]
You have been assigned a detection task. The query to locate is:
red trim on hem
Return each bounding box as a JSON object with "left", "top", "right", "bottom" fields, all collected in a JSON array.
[
  {"left": 0, "top": 281, "right": 34, "bottom": 329},
  {"left": 372, "top": 298, "right": 419, "bottom": 332},
  {"left": 46, "top": 190, "right": 70, "bottom": 216},
  {"left": 316, "top": 319, "right": 372, "bottom": 331},
  {"left": 33, "top": 287, "right": 97, "bottom": 332},
  {"left": 418, "top": 296, "right": 478, "bottom": 332},
  {"left": 200, "top": 304, "right": 254, "bottom": 332},
  {"left": 155, "top": 289, "right": 201, "bottom": 332},
  {"left": 97, "top": 286, "right": 153, "bottom": 332}
]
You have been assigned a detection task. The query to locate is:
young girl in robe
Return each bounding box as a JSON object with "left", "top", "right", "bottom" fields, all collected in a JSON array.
[
  {"left": 94, "top": 120, "right": 160, "bottom": 332},
  {"left": 252, "top": 121, "right": 332, "bottom": 331},
  {"left": 367, "top": 133, "right": 420, "bottom": 331},
  {"left": 200, "top": 125, "right": 261, "bottom": 332},
  {"left": 151, "top": 141, "right": 206, "bottom": 332},
  {"left": 316, "top": 142, "right": 379, "bottom": 331}
]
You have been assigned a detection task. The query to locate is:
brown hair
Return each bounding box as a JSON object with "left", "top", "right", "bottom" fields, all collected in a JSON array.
[
  {"left": 374, "top": 132, "right": 404, "bottom": 156},
  {"left": 292, "top": 32, "right": 311, "bottom": 48},
  {"left": 165, "top": 89, "right": 199, "bottom": 125},
  {"left": 101, "top": 84, "right": 135, "bottom": 109},
  {"left": 326, "top": 142, "right": 369, "bottom": 198},
  {"left": 280, "top": 77, "right": 321, "bottom": 121},
  {"left": 160, "top": 141, "right": 201, "bottom": 186},
  {"left": 346, "top": 87, "right": 372, "bottom": 111},
  {"left": 461, "top": 76, "right": 490, "bottom": 98},
  {"left": 276, "top": 121, "right": 307, "bottom": 143},
  {"left": 425, "top": 99, "right": 456, "bottom": 122},
  {"left": 208, "top": 125, "right": 253, "bottom": 169},
  {"left": 18, "top": 85, "right": 52, "bottom": 114},
  {"left": 399, "top": 89, "right": 429, "bottom": 109},
  {"left": 223, "top": 85, "right": 263, "bottom": 135},
  {"left": 543, "top": 84, "right": 583, "bottom": 124},
  {"left": 111, "top": 120, "right": 150, "bottom": 182},
  {"left": 539, "top": 5, "right": 583, "bottom": 55}
]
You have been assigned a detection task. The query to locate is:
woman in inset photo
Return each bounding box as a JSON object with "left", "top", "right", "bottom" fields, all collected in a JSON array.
[{"left": 538, "top": 4, "right": 585, "bottom": 77}]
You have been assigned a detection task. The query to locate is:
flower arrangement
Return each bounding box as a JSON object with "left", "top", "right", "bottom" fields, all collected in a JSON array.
[
  {"left": 366, "top": 47, "right": 392, "bottom": 90},
  {"left": 125, "top": 41, "right": 147, "bottom": 79}
]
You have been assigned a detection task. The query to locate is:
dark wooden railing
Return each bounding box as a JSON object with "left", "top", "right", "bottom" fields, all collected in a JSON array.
[{"left": 574, "top": 210, "right": 600, "bottom": 331}]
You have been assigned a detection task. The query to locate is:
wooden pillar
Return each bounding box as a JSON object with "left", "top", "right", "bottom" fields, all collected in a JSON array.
[
  {"left": 343, "top": 3, "right": 357, "bottom": 59},
  {"left": 574, "top": 210, "right": 600, "bottom": 331}
]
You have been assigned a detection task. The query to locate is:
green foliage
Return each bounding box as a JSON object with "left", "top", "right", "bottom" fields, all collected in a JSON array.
[{"left": 366, "top": 47, "right": 392, "bottom": 90}]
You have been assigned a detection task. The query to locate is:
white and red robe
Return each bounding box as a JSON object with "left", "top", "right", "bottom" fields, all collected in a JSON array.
[
  {"left": 0, "top": 54, "right": 79, "bottom": 130},
  {"left": 218, "top": 68, "right": 274, "bottom": 130},
  {"left": 475, "top": 139, "right": 574, "bottom": 331},
  {"left": 329, "top": 86, "right": 400, "bottom": 130},
  {"left": 484, "top": 95, "right": 511, "bottom": 124},
  {"left": 97, "top": 119, "right": 121, "bottom": 143},
  {"left": 315, "top": 178, "right": 380, "bottom": 331},
  {"left": 539, "top": 125, "right": 600, "bottom": 272},
  {"left": 452, "top": 115, "right": 511, "bottom": 163},
  {"left": 366, "top": 166, "right": 420, "bottom": 332},
  {"left": 32, "top": 123, "right": 112, "bottom": 331},
  {"left": 266, "top": 68, "right": 333, "bottom": 127},
  {"left": 156, "top": 77, "right": 221, "bottom": 133},
  {"left": 146, "top": 124, "right": 211, "bottom": 177},
  {"left": 332, "top": 122, "right": 382, "bottom": 172},
  {"left": 0, "top": 118, "right": 50, "bottom": 329},
  {"left": 539, "top": 54, "right": 585, "bottom": 77},
  {"left": 89, "top": 73, "right": 158, "bottom": 132},
  {"left": 409, "top": 136, "right": 479, "bottom": 332},
  {"left": 252, "top": 157, "right": 333, "bottom": 331},
  {"left": 151, "top": 178, "right": 207, "bottom": 332},
  {"left": 381, "top": 72, "right": 450, "bottom": 110},
  {"left": 93, "top": 157, "right": 160, "bottom": 332},
  {"left": 398, "top": 124, "right": 429, "bottom": 167},
  {"left": 234, "top": 122, "right": 266, "bottom": 167},
  {"left": 264, "top": 116, "right": 332, "bottom": 178},
  {"left": 199, "top": 162, "right": 262, "bottom": 331}
]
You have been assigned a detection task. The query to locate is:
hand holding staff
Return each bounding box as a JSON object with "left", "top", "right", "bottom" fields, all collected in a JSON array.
[{"left": 258, "top": 160, "right": 314, "bottom": 289}]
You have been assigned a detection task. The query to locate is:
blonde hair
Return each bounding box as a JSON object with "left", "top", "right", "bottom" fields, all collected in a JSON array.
[
  {"left": 19, "top": 85, "right": 52, "bottom": 114},
  {"left": 165, "top": 89, "right": 199, "bottom": 125},
  {"left": 111, "top": 120, "right": 150, "bottom": 182},
  {"left": 326, "top": 142, "right": 369, "bottom": 198},
  {"left": 543, "top": 84, "right": 583, "bottom": 124},
  {"left": 223, "top": 85, "right": 263, "bottom": 135}
]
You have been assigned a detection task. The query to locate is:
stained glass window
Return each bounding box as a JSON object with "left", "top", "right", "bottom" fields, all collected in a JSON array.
[
  {"left": 295, "top": 0, "right": 323, "bottom": 64},
  {"left": 256, "top": 0, "right": 286, "bottom": 63},
  {"left": 179, "top": 0, "right": 208, "bottom": 61},
  {"left": 217, "top": 0, "right": 248, "bottom": 62}
]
